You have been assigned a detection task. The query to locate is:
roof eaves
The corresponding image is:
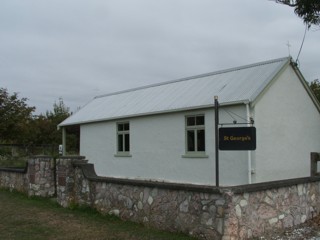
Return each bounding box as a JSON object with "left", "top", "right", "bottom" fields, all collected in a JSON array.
[
  {"left": 291, "top": 62, "right": 320, "bottom": 113},
  {"left": 58, "top": 101, "right": 248, "bottom": 127}
]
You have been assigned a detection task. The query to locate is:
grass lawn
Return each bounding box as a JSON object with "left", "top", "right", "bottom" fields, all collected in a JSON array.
[{"left": 0, "top": 189, "right": 198, "bottom": 240}]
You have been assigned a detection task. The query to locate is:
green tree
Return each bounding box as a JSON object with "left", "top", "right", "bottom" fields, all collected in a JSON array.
[
  {"left": 45, "top": 98, "right": 71, "bottom": 144},
  {"left": 274, "top": 0, "right": 320, "bottom": 27},
  {"left": 33, "top": 98, "right": 79, "bottom": 154},
  {"left": 32, "top": 99, "right": 64, "bottom": 145},
  {"left": 0, "top": 88, "right": 35, "bottom": 143},
  {"left": 310, "top": 79, "right": 320, "bottom": 103}
]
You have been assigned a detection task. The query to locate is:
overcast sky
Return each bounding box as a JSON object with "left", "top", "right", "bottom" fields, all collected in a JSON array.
[{"left": 1, "top": 0, "right": 319, "bottom": 114}]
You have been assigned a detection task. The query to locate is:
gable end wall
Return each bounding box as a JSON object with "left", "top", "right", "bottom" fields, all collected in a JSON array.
[{"left": 253, "top": 65, "right": 320, "bottom": 182}]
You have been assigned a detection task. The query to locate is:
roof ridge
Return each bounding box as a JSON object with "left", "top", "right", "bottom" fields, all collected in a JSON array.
[{"left": 94, "top": 56, "right": 291, "bottom": 99}]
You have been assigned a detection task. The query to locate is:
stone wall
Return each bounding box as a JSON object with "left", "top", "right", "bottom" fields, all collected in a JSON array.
[
  {"left": 57, "top": 157, "right": 226, "bottom": 239},
  {"left": 222, "top": 179, "right": 320, "bottom": 239},
  {"left": 0, "top": 156, "right": 55, "bottom": 197},
  {"left": 0, "top": 167, "right": 27, "bottom": 192},
  {"left": 57, "top": 156, "right": 320, "bottom": 240},
  {"left": 0, "top": 154, "right": 320, "bottom": 239},
  {"left": 93, "top": 182, "right": 225, "bottom": 238}
]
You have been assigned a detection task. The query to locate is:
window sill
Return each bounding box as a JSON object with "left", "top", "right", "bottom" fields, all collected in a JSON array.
[
  {"left": 114, "top": 153, "right": 132, "bottom": 158},
  {"left": 182, "top": 153, "right": 209, "bottom": 158}
]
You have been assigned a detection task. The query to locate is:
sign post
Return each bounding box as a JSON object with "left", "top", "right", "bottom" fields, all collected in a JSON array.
[
  {"left": 214, "top": 96, "right": 219, "bottom": 187},
  {"left": 214, "top": 96, "right": 256, "bottom": 187}
]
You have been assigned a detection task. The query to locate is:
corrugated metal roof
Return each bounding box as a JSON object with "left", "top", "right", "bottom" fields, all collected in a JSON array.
[{"left": 59, "top": 57, "right": 290, "bottom": 126}]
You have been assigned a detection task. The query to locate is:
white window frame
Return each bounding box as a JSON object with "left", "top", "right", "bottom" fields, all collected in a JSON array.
[
  {"left": 183, "top": 114, "right": 208, "bottom": 158},
  {"left": 115, "top": 122, "right": 131, "bottom": 157}
]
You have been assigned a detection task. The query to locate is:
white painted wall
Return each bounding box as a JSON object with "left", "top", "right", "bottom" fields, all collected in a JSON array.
[
  {"left": 253, "top": 66, "right": 320, "bottom": 183},
  {"left": 80, "top": 105, "right": 249, "bottom": 186},
  {"left": 79, "top": 65, "right": 320, "bottom": 186}
]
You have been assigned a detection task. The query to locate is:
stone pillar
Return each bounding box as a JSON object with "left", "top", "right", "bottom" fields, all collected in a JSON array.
[
  {"left": 28, "top": 156, "right": 55, "bottom": 197},
  {"left": 56, "top": 156, "right": 87, "bottom": 207}
]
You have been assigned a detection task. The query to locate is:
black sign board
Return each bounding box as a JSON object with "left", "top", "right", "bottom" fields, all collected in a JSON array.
[{"left": 219, "top": 127, "right": 256, "bottom": 151}]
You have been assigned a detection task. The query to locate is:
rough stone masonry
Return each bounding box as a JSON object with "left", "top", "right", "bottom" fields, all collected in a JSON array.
[{"left": 0, "top": 154, "right": 320, "bottom": 239}]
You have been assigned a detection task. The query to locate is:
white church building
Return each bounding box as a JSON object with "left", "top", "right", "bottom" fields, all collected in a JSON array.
[{"left": 59, "top": 57, "right": 320, "bottom": 186}]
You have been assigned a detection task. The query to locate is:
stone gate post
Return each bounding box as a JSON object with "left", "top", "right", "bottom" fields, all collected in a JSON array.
[
  {"left": 55, "top": 156, "right": 87, "bottom": 207},
  {"left": 28, "top": 156, "right": 55, "bottom": 197}
]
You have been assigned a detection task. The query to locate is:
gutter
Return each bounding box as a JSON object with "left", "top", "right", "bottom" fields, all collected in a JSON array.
[
  {"left": 245, "top": 101, "right": 253, "bottom": 184},
  {"left": 58, "top": 101, "right": 247, "bottom": 128}
]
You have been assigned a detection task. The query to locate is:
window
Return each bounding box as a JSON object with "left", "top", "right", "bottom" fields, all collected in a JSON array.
[
  {"left": 116, "top": 122, "right": 130, "bottom": 156},
  {"left": 184, "top": 115, "right": 207, "bottom": 157}
]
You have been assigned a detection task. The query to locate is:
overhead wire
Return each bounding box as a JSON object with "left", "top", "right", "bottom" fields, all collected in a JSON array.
[{"left": 295, "top": 24, "right": 308, "bottom": 66}]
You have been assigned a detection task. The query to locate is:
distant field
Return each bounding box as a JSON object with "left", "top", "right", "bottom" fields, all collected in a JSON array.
[{"left": 0, "top": 189, "right": 197, "bottom": 240}]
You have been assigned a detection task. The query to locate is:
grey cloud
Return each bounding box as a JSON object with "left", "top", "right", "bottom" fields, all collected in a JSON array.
[{"left": 1, "top": 0, "right": 319, "bottom": 114}]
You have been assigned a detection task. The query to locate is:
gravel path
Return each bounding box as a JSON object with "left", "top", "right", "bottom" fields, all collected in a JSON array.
[{"left": 257, "top": 216, "right": 320, "bottom": 240}]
